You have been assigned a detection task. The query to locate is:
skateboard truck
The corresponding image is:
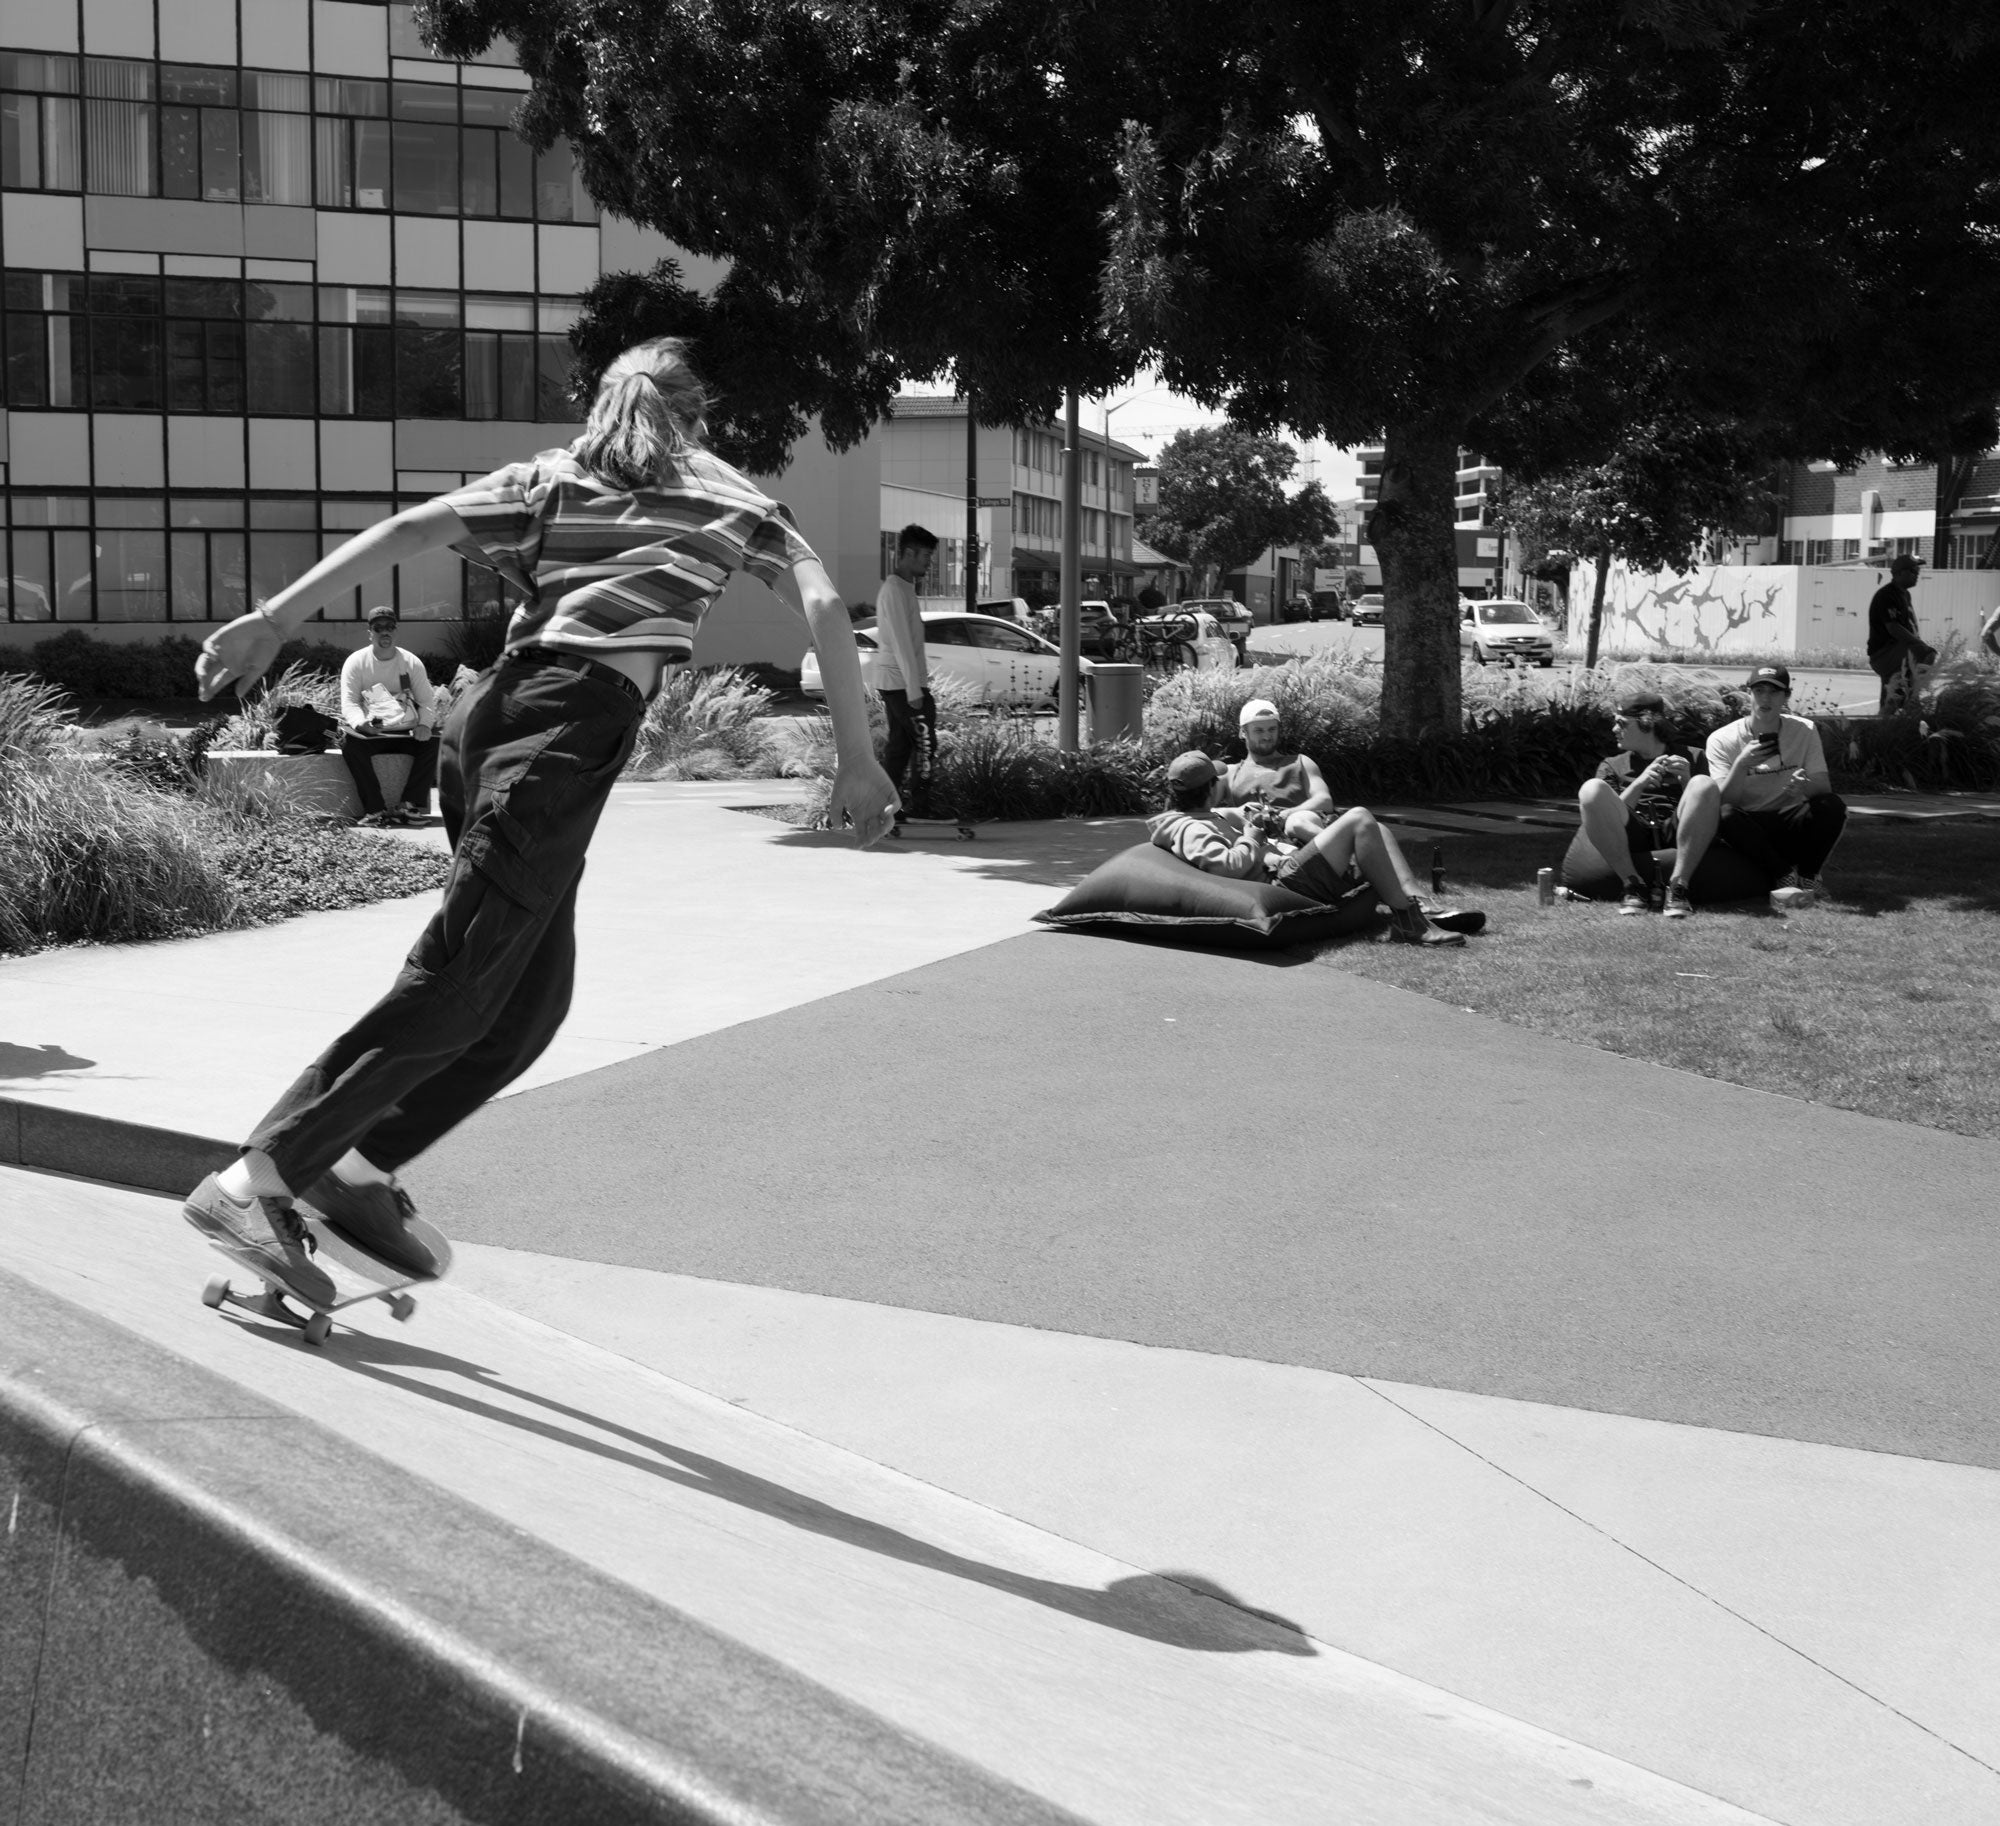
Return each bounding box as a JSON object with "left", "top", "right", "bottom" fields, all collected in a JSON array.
[
  {"left": 198, "top": 1206, "right": 451, "bottom": 1347},
  {"left": 201, "top": 1274, "right": 416, "bottom": 1347}
]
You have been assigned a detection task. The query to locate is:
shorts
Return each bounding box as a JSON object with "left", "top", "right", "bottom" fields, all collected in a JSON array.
[{"left": 1272, "top": 844, "right": 1368, "bottom": 907}]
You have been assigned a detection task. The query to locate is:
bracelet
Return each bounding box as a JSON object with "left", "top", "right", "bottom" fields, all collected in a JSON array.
[{"left": 253, "top": 604, "right": 285, "bottom": 635}]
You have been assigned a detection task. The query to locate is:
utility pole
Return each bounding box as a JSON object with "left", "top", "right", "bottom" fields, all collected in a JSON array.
[
  {"left": 965, "top": 393, "right": 979, "bottom": 616},
  {"left": 1059, "top": 390, "right": 1083, "bottom": 751}
]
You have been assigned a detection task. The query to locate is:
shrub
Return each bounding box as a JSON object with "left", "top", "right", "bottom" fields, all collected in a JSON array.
[
  {"left": 0, "top": 672, "right": 72, "bottom": 765},
  {"left": 435, "top": 610, "right": 510, "bottom": 675},
  {"left": 25, "top": 630, "right": 204, "bottom": 700},
  {"left": 210, "top": 662, "right": 345, "bottom": 750},
  {"left": 627, "top": 665, "right": 779, "bottom": 777}
]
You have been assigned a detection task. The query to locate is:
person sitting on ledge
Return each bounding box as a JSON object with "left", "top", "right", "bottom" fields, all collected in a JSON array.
[
  {"left": 1213, "top": 697, "right": 1336, "bottom": 842},
  {"left": 1706, "top": 663, "right": 1848, "bottom": 906},
  {"left": 338, "top": 605, "right": 438, "bottom": 826},
  {"left": 1148, "top": 750, "right": 1480, "bottom": 946},
  {"left": 1575, "top": 690, "right": 1719, "bottom": 919}
]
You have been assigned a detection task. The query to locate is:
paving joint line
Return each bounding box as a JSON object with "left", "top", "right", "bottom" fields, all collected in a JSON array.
[{"left": 1356, "top": 1378, "right": 2000, "bottom": 1782}]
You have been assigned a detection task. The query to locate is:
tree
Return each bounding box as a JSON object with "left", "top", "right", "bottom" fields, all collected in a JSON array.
[
  {"left": 422, "top": 0, "right": 2000, "bottom": 734},
  {"left": 1503, "top": 420, "right": 1783, "bottom": 667},
  {"left": 1145, "top": 425, "right": 1339, "bottom": 595}
]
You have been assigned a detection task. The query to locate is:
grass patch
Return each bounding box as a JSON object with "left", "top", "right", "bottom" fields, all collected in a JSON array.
[
  {"left": 1312, "top": 818, "right": 2000, "bottom": 1140},
  {"left": 205, "top": 824, "right": 452, "bottom": 927}
]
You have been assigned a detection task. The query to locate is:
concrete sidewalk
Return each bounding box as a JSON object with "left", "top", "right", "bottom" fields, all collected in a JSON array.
[{"left": 5, "top": 780, "right": 1997, "bottom": 1823}]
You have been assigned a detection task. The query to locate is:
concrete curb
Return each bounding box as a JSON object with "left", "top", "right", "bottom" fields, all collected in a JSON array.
[
  {"left": 0, "top": 1265, "right": 1081, "bottom": 1826},
  {"left": 0, "top": 1096, "right": 233, "bottom": 1196}
]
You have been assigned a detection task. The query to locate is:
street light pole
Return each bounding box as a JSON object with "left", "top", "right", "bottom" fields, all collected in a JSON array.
[
  {"left": 1059, "top": 389, "right": 1082, "bottom": 752},
  {"left": 965, "top": 390, "right": 978, "bottom": 617}
]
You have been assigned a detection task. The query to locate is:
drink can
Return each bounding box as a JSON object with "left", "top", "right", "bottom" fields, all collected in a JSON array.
[
  {"left": 1430, "top": 844, "right": 1445, "bottom": 895},
  {"left": 1537, "top": 866, "right": 1555, "bottom": 906}
]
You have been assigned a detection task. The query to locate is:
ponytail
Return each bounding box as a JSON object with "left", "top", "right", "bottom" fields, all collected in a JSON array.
[{"left": 571, "top": 337, "right": 713, "bottom": 490}]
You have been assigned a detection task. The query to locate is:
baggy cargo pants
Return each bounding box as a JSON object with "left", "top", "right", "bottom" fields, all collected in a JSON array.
[{"left": 247, "top": 653, "right": 643, "bottom": 1191}]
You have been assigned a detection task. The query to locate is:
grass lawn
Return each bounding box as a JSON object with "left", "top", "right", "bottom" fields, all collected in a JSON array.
[{"left": 1313, "top": 817, "right": 2000, "bottom": 1141}]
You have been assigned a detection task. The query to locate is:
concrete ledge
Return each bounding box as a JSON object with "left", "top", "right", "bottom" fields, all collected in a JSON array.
[
  {"left": 0, "top": 1267, "right": 1080, "bottom": 1826},
  {"left": 0, "top": 1098, "right": 233, "bottom": 1195},
  {"left": 207, "top": 748, "right": 417, "bottom": 820}
]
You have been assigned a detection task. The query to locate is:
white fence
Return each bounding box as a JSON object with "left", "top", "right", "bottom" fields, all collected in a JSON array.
[{"left": 1565, "top": 563, "right": 2000, "bottom": 659}]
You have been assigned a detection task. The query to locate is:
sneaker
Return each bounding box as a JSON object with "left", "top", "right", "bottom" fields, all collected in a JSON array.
[
  {"left": 356, "top": 809, "right": 389, "bottom": 828},
  {"left": 1663, "top": 881, "right": 1695, "bottom": 919},
  {"left": 1769, "top": 868, "right": 1814, "bottom": 910},
  {"left": 300, "top": 1172, "right": 442, "bottom": 1279},
  {"left": 1418, "top": 897, "right": 1487, "bottom": 936},
  {"left": 1619, "top": 880, "right": 1653, "bottom": 916},
  {"left": 1387, "top": 903, "right": 1465, "bottom": 947},
  {"left": 182, "top": 1174, "right": 336, "bottom": 1308},
  {"left": 1797, "top": 874, "right": 1827, "bottom": 899}
]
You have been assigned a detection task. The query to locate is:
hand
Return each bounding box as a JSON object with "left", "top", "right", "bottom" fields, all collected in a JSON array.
[
  {"left": 196, "top": 611, "right": 283, "bottom": 701},
  {"left": 828, "top": 758, "right": 900, "bottom": 848}
]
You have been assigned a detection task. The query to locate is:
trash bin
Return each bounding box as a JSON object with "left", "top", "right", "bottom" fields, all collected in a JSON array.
[{"left": 1086, "top": 663, "right": 1145, "bottom": 744}]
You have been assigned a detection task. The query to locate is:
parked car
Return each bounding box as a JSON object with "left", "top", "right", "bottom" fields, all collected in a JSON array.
[
  {"left": 977, "top": 596, "right": 1033, "bottom": 624},
  {"left": 1349, "top": 592, "right": 1385, "bottom": 627},
  {"left": 1134, "top": 607, "right": 1240, "bottom": 672},
  {"left": 1308, "top": 591, "right": 1345, "bottom": 622},
  {"left": 800, "top": 610, "right": 1087, "bottom": 709},
  {"left": 1277, "top": 595, "right": 1312, "bottom": 623},
  {"left": 1461, "top": 598, "right": 1556, "bottom": 667},
  {"left": 1078, "top": 599, "right": 1122, "bottom": 658}
]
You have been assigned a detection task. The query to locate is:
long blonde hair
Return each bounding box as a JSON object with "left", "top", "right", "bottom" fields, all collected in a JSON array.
[{"left": 570, "top": 337, "right": 713, "bottom": 490}]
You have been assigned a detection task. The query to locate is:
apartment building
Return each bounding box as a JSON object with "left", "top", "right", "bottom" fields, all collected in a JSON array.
[
  {"left": 882, "top": 395, "right": 1140, "bottom": 602},
  {"left": 1775, "top": 453, "right": 2000, "bottom": 569},
  {"left": 1355, "top": 443, "right": 1503, "bottom": 527},
  {"left": 0, "top": 0, "right": 879, "bottom": 666}
]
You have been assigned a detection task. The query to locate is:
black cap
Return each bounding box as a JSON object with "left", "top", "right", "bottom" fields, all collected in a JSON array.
[
  {"left": 1616, "top": 691, "right": 1667, "bottom": 716},
  {"left": 1744, "top": 663, "right": 1791, "bottom": 691},
  {"left": 366, "top": 605, "right": 399, "bottom": 627}
]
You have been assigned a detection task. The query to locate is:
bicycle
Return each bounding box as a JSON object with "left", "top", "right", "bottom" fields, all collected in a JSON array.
[{"left": 1111, "top": 613, "right": 1199, "bottom": 674}]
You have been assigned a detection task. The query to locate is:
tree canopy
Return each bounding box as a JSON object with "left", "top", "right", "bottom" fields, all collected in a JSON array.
[
  {"left": 1145, "top": 425, "right": 1338, "bottom": 589},
  {"left": 419, "top": 0, "right": 2000, "bottom": 731}
]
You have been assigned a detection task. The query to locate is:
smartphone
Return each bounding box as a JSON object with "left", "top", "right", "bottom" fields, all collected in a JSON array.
[{"left": 1757, "top": 732, "right": 1781, "bottom": 753}]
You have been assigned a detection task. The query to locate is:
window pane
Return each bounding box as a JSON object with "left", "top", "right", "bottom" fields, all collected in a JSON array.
[
  {"left": 164, "top": 276, "right": 240, "bottom": 317},
  {"left": 2, "top": 95, "right": 40, "bottom": 188},
  {"left": 91, "top": 317, "right": 162, "bottom": 409},
  {"left": 395, "top": 324, "right": 460, "bottom": 415},
  {"left": 313, "top": 116, "right": 350, "bottom": 206},
  {"left": 355, "top": 118, "right": 390, "bottom": 206},
  {"left": 0, "top": 53, "right": 80, "bottom": 94},
  {"left": 247, "top": 322, "right": 314, "bottom": 413},
  {"left": 461, "top": 126, "right": 496, "bottom": 216},
  {"left": 500, "top": 332, "right": 536, "bottom": 419},
  {"left": 209, "top": 529, "right": 248, "bottom": 618},
  {"left": 160, "top": 65, "right": 234, "bottom": 106},
  {"left": 97, "top": 497, "right": 164, "bottom": 526},
  {"left": 84, "top": 97, "right": 155, "bottom": 195},
  {"left": 319, "top": 322, "right": 394, "bottom": 417},
  {"left": 534, "top": 139, "right": 576, "bottom": 221},
  {"left": 394, "top": 289, "right": 458, "bottom": 326},
  {"left": 168, "top": 315, "right": 209, "bottom": 410},
  {"left": 392, "top": 119, "right": 457, "bottom": 213},
  {"left": 50, "top": 312, "right": 83, "bottom": 405},
  {"left": 205, "top": 319, "right": 244, "bottom": 411},
  {"left": 395, "top": 544, "right": 462, "bottom": 619},
  {"left": 171, "top": 496, "right": 245, "bottom": 525},
  {"left": 464, "top": 293, "right": 532, "bottom": 330},
  {"left": 250, "top": 499, "right": 316, "bottom": 528},
  {"left": 391, "top": 82, "right": 456, "bottom": 123},
  {"left": 322, "top": 499, "right": 391, "bottom": 529},
  {"left": 314, "top": 77, "right": 387, "bottom": 117},
  {"left": 88, "top": 273, "right": 159, "bottom": 313},
  {"left": 497, "top": 131, "right": 533, "bottom": 217},
  {"left": 4, "top": 530, "right": 55, "bottom": 619},
  {"left": 464, "top": 330, "right": 498, "bottom": 418},
  {"left": 247, "top": 281, "right": 312, "bottom": 322},
  {"left": 244, "top": 110, "right": 311, "bottom": 205},
  {"left": 242, "top": 71, "right": 310, "bottom": 113},
  {"left": 536, "top": 334, "right": 577, "bottom": 419},
  {"left": 459, "top": 89, "right": 518, "bottom": 127},
  {"left": 170, "top": 529, "right": 208, "bottom": 619},
  {"left": 94, "top": 527, "right": 167, "bottom": 620},
  {"left": 54, "top": 527, "right": 93, "bottom": 619},
  {"left": 160, "top": 103, "right": 200, "bottom": 196},
  {"left": 42, "top": 96, "right": 81, "bottom": 188},
  {"left": 250, "top": 529, "right": 318, "bottom": 605},
  {"left": 201, "top": 107, "right": 240, "bottom": 200},
  {"left": 5, "top": 311, "right": 48, "bottom": 405}
]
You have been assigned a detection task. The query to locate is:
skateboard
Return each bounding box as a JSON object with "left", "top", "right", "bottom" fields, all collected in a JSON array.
[{"left": 200, "top": 1209, "right": 453, "bottom": 1347}]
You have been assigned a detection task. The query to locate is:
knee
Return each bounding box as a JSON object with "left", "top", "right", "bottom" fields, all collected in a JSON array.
[
  {"left": 1815, "top": 793, "right": 1848, "bottom": 825},
  {"left": 1337, "top": 806, "right": 1378, "bottom": 838},
  {"left": 1680, "top": 775, "right": 1719, "bottom": 810},
  {"left": 1579, "top": 779, "right": 1615, "bottom": 811},
  {"left": 1284, "top": 808, "right": 1327, "bottom": 842}
]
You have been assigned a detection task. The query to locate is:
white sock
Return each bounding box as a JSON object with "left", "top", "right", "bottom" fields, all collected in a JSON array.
[
  {"left": 218, "top": 1150, "right": 289, "bottom": 1201},
  {"left": 332, "top": 1148, "right": 394, "bottom": 1187}
]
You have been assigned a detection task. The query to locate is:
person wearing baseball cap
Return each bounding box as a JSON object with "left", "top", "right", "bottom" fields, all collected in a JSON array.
[
  {"left": 1867, "top": 552, "right": 1935, "bottom": 713},
  {"left": 1149, "top": 749, "right": 1478, "bottom": 945},
  {"left": 1571, "top": 687, "right": 1719, "bottom": 918},
  {"left": 1704, "top": 664, "right": 1847, "bottom": 905},
  {"left": 337, "top": 603, "right": 439, "bottom": 826},
  {"left": 1214, "top": 697, "right": 1336, "bottom": 842}
]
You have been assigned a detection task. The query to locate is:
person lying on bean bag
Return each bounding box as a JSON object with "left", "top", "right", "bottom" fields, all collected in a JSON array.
[{"left": 1148, "top": 750, "right": 1480, "bottom": 947}]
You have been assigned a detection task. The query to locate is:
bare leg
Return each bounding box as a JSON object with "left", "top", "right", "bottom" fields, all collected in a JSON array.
[
  {"left": 1282, "top": 806, "right": 1330, "bottom": 843},
  {"left": 1296, "top": 807, "right": 1419, "bottom": 909},
  {"left": 1578, "top": 778, "right": 1645, "bottom": 882},
  {"left": 1671, "top": 776, "right": 1719, "bottom": 884}
]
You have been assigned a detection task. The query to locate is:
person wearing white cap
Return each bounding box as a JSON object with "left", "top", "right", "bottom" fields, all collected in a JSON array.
[{"left": 1215, "top": 697, "right": 1334, "bottom": 842}]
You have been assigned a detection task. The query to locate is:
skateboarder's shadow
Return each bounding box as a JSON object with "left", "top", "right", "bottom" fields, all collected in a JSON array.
[{"left": 325, "top": 1329, "right": 1317, "bottom": 1658}]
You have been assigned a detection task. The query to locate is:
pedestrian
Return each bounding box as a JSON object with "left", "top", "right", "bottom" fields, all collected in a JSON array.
[
  {"left": 180, "top": 336, "right": 896, "bottom": 1305},
  {"left": 1980, "top": 600, "right": 2000, "bottom": 660},
  {"left": 876, "top": 524, "right": 938, "bottom": 830},
  {"left": 1867, "top": 553, "right": 1935, "bottom": 713},
  {"left": 338, "top": 604, "right": 438, "bottom": 825}
]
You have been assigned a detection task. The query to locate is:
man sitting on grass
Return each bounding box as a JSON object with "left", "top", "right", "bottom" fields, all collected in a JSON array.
[
  {"left": 1148, "top": 750, "right": 1480, "bottom": 946},
  {"left": 1706, "top": 663, "right": 1847, "bottom": 906},
  {"left": 1575, "top": 690, "right": 1719, "bottom": 919},
  {"left": 1214, "top": 697, "right": 1335, "bottom": 841}
]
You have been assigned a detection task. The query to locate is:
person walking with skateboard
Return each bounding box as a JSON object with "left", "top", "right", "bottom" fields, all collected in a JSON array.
[
  {"left": 875, "top": 524, "right": 937, "bottom": 832},
  {"left": 181, "top": 337, "right": 897, "bottom": 1309}
]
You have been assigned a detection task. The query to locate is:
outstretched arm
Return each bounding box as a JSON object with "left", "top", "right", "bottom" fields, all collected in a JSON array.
[
  {"left": 197, "top": 500, "right": 473, "bottom": 700},
  {"left": 771, "top": 558, "right": 898, "bottom": 847}
]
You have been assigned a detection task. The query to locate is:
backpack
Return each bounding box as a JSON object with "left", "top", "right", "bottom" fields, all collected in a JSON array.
[{"left": 274, "top": 705, "right": 339, "bottom": 755}]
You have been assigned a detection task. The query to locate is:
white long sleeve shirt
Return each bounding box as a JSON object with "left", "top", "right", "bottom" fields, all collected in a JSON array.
[
  {"left": 339, "top": 644, "right": 436, "bottom": 734},
  {"left": 873, "top": 574, "right": 928, "bottom": 695}
]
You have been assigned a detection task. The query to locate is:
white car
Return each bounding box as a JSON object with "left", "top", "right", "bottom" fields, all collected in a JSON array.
[
  {"left": 1134, "top": 607, "right": 1240, "bottom": 671},
  {"left": 1461, "top": 598, "right": 1556, "bottom": 667},
  {"left": 799, "top": 609, "right": 1087, "bottom": 709},
  {"left": 1180, "top": 596, "right": 1253, "bottom": 649}
]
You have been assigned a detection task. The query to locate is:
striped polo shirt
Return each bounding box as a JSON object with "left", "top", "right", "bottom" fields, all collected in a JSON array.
[{"left": 441, "top": 446, "right": 817, "bottom": 662}]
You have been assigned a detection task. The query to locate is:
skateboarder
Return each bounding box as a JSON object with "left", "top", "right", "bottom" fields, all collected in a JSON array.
[{"left": 181, "top": 336, "right": 898, "bottom": 1307}]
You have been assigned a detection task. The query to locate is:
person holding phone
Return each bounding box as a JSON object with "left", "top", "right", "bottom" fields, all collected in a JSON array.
[
  {"left": 1705, "top": 664, "right": 1847, "bottom": 905},
  {"left": 1574, "top": 690, "right": 1718, "bottom": 918}
]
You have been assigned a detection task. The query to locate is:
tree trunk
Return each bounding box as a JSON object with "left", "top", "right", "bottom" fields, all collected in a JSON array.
[
  {"left": 1370, "top": 423, "right": 1464, "bottom": 738},
  {"left": 1584, "top": 549, "right": 1611, "bottom": 669}
]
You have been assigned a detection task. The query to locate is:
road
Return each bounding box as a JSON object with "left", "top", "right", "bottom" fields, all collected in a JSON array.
[{"left": 1249, "top": 620, "right": 1882, "bottom": 716}]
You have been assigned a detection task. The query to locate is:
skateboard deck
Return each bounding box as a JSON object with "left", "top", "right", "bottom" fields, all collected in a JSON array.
[
  {"left": 888, "top": 817, "right": 977, "bottom": 840},
  {"left": 200, "top": 1209, "right": 453, "bottom": 1347}
]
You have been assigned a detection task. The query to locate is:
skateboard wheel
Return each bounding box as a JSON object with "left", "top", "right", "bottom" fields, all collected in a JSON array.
[
  {"left": 302, "top": 1313, "right": 333, "bottom": 1346},
  {"left": 389, "top": 1293, "right": 416, "bottom": 1322},
  {"left": 201, "top": 1276, "right": 230, "bottom": 1309}
]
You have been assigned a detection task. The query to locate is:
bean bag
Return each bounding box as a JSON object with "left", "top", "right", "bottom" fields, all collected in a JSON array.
[
  {"left": 1560, "top": 827, "right": 1774, "bottom": 904},
  {"left": 1033, "top": 841, "right": 1384, "bottom": 951}
]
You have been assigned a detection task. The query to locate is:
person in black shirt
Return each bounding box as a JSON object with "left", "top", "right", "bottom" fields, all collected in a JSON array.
[
  {"left": 1867, "top": 553, "right": 1935, "bottom": 712},
  {"left": 1574, "top": 690, "right": 1720, "bottom": 918}
]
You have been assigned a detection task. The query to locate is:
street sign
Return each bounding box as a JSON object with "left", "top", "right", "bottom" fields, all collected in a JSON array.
[{"left": 976, "top": 497, "right": 1010, "bottom": 508}]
